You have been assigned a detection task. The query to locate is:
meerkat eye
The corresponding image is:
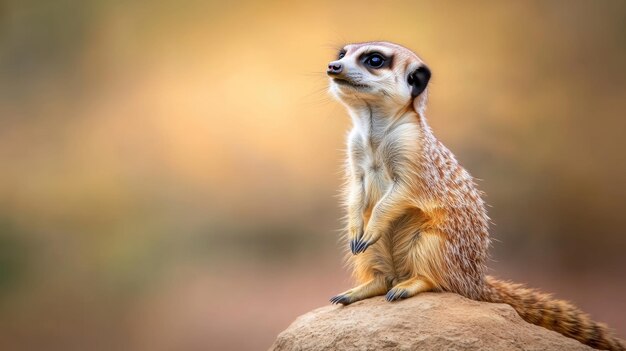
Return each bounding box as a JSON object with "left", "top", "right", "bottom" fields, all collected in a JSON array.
[
  {"left": 365, "top": 54, "right": 385, "bottom": 68},
  {"left": 338, "top": 50, "right": 346, "bottom": 59}
]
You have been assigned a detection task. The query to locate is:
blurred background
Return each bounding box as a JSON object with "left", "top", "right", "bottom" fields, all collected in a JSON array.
[{"left": 1, "top": 0, "right": 625, "bottom": 350}]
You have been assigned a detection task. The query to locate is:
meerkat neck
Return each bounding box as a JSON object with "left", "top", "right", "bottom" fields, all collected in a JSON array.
[{"left": 346, "top": 102, "right": 417, "bottom": 139}]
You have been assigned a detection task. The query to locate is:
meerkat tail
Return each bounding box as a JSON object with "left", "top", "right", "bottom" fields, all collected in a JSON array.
[{"left": 481, "top": 276, "right": 625, "bottom": 351}]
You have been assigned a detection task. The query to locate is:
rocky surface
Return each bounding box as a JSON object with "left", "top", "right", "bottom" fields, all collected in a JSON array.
[{"left": 269, "top": 292, "right": 592, "bottom": 351}]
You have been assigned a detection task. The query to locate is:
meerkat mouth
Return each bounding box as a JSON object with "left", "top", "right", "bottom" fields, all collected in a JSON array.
[{"left": 333, "top": 78, "right": 370, "bottom": 89}]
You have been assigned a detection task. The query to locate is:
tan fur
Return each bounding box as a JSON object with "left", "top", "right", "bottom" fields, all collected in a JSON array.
[{"left": 327, "top": 41, "right": 625, "bottom": 351}]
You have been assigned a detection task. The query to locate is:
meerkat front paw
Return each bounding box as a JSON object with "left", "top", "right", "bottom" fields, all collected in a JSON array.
[
  {"left": 349, "top": 227, "right": 364, "bottom": 255},
  {"left": 353, "top": 229, "right": 381, "bottom": 254}
]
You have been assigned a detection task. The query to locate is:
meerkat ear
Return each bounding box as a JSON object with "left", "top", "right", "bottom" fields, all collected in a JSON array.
[{"left": 407, "top": 65, "right": 431, "bottom": 98}]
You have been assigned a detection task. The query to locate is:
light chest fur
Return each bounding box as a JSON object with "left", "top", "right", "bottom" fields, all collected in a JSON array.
[{"left": 347, "top": 109, "right": 421, "bottom": 209}]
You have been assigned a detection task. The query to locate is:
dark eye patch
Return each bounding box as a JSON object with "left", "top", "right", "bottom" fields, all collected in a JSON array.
[
  {"left": 338, "top": 50, "right": 346, "bottom": 59},
  {"left": 359, "top": 52, "right": 392, "bottom": 70}
]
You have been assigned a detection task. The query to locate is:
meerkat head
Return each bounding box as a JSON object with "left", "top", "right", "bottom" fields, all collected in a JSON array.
[{"left": 327, "top": 41, "right": 431, "bottom": 114}]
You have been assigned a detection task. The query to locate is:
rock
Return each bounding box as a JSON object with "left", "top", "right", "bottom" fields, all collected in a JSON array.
[{"left": 269, "top": 292, "right": 593, "bottom": 351}]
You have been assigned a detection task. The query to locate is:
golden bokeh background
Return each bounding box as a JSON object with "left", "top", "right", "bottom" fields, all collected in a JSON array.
[{"left": 1, "top": 1, "right": 625, "bottom": 350}]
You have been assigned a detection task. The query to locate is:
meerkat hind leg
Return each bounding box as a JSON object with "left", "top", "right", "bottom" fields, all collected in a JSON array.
[
  {"left": 385, "top": 230, "right": 445, "bottom": 302},
  {"left": 386, "top": 276, "right": 433, "bottom": 302},
  {"left": 330, "top": 276, "right": 388, "bottom": 305}
]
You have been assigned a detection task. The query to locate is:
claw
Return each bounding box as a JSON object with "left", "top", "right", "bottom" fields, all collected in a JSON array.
[
  {"left": 350, "top": 239, "right": 358, "bottom": 254},
  {"left": 386, "top": 289, "right": 409, "bottom": 302},
  {"left": 356, "top": 240, "right": 369, "bottom": 253},
  {"left": 330, "top": 294, "right": 351, "bottom": 305},
  {"left": 349, "top": 228, "right": 364, "bottom": 255}
]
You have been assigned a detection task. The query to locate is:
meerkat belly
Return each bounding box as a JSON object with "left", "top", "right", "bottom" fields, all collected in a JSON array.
[
  {"left": 361, "top": 152, "right": 418, "bottom": 282},
  {"left": 363, "top": 147, "right": 434, "bottom": 284},
  {"left": 362, "top": 154, "right": 391, "bottom": 210}
]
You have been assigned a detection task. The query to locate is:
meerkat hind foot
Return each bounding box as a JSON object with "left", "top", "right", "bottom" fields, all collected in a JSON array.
[
  {"left": 386, "top": 277, "right": 433, "bottom": 302},
  {"left": 330, "top": 277, "right": 387, "bottom": 305},
  {"left": 329, "top": 294, "right": 352, "bottom": 305}
]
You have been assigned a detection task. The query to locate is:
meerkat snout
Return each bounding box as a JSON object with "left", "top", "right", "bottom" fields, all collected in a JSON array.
[{"left": 327, "top": 61, "right": 343, "bottom": 75}]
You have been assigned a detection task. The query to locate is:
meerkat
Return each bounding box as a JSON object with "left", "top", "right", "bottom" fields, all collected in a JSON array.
[{"left": 326, "top": 41, "right": 625, "bottom": 351}]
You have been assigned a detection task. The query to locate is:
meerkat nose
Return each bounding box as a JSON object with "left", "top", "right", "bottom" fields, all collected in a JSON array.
[{"left": 327, "top": 61, "right": 343, "bottom": 75}]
